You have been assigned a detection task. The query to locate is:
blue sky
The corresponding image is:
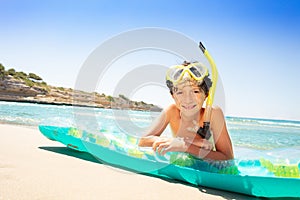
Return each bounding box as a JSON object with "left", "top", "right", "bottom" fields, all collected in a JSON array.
[{"left": 1, "top": 0, "right": 300, "bottom": 121}]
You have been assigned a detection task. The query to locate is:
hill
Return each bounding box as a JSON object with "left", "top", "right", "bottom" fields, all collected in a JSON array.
[{"left": 0, "top": 63, "right": 162, "bottom": 112}]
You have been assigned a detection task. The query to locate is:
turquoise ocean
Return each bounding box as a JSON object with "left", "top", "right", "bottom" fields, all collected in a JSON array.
[{"left": 1, "top": 101, "right": 300, "bottom": 163}]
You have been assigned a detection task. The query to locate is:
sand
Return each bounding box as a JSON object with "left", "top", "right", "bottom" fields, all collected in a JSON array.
[{"left": 0, "top": 124, "right": 260, "bottom": 200}]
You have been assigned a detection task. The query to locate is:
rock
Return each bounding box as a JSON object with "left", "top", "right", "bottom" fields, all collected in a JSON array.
[{"left": 0, "top": 75, "right": 162, "bottom": 112}]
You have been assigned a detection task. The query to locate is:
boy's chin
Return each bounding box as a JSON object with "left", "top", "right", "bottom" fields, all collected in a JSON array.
[{"left": 181, "top": 106, "right": 200, "bottom": 116}]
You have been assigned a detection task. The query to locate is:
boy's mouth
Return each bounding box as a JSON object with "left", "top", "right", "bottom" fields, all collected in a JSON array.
[{"left": 182, "top": 104, "right": 197, "bottom": 110}]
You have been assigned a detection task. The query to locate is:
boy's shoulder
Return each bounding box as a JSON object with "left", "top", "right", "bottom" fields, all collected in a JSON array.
[
  {"left": 211, "top": 106, "right": 224, "bottom": 114},
  {"left": 165, "top": 104, "right": 179, "bottom": 115},
  {"left": 165, "top": 104, "right": 180, "bottom": 122},
  {"left": 166, "top": 104, "right": 178, "bottom": 111},
  {"left": 211, "top": 106, "right": 225, "bottom": 121}
]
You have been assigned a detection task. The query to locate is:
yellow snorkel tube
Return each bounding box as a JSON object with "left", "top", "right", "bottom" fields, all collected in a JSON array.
[
  {"left": 196, "top": 42, "right": 218, "bottom": 142},
  {"left": 199, "top": 42, "right": 218, "bottom": 107}
]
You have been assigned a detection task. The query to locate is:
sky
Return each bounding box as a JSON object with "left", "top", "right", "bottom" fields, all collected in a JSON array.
[{"left": 1, "top": 0, "right": 300, "bottom": 121}]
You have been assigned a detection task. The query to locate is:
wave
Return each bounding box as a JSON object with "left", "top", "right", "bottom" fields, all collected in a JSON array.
[{"left": 226, "top": 116, "right": 300, "bottom": 130}]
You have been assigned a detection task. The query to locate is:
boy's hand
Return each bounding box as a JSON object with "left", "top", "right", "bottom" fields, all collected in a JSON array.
[
  {"left": 184, "top": 137, "right": 213, "bottom": 150},
  {"left": 152, "top": 137, "right": 187, "bottom": 155}
]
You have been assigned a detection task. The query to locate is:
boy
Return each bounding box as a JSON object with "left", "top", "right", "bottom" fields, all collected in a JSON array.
[{"left": 138, "top": 61, "right": 234, "bottom": 160}]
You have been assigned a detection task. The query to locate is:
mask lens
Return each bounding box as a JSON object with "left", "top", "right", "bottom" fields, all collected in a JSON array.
[
  {"left": 189, "top": 66, "right": 202, "bottom": 78},
  {"left": 167, "top": 63, "right": 208, "bottom": 83},
  {"left": 169, "top": 68, "right": 183, "bottom": 82},
  {"left": 189, "top": 63, "right": 207, "bottom": 81}
]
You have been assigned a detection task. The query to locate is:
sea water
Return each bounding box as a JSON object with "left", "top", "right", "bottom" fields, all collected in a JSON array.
[{"left": 1, "top": 101, "right": 300, "bottom": 162}]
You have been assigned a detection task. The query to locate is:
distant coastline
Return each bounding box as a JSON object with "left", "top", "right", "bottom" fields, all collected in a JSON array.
[{"left": 0, "top": 64, "right": 162, "bottom": 112}]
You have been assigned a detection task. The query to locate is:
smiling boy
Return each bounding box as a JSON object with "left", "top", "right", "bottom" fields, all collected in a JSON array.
[{"left": 138, "top": 61, "right": 234, "bottom": 160}]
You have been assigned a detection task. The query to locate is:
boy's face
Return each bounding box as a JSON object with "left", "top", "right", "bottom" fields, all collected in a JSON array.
[{"left": 172, "top": 79, "right": 206, "bottom": 116}]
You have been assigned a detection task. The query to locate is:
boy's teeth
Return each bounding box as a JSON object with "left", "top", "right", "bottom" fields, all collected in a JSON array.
[{"left": 184, "top": 105, "right": 194, "bottom": 109}]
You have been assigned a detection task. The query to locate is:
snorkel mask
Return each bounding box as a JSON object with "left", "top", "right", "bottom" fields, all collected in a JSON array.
[
  {"left": 166, "top": 62, "right": 209, "bottom": 85},
  {"left": 166, "top": 61, "right": 212, "bottom": 97}
]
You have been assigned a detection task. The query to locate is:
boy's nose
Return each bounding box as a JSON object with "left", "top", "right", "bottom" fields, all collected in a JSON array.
[{"left": 184, "top": 92, "right": 194, "bottom": 102}]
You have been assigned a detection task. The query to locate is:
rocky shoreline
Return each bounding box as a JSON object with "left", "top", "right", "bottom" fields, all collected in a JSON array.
[{"left": 0, "top": 75, "right": 162, "bottom": 112}]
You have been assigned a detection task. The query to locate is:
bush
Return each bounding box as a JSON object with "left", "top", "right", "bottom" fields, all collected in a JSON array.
[
  {"left": 7, "top": 68, "right": 16, "bottom": 76},
  {"left": 36, "top": 81, "right": 47, "bottom": 87},
  {"left": 14, "top": 71, "right": 28, "bottom": 80},
  {"left": 57, "top": 87, "right": 65, "bottom": 91},
  {"left": 24, "top": 79, "right": 34, "bottom": 87},
  {"left": 0, "top": 63, "right": 5, "bottom": 72},
  {"left": 41, "top": 81, "right": 47, "bottom": 86},
  {"left": 28, "top": 73, "right": 42, "bottom": 81},
  {"left": 119, "top": 94, "right": 130, "bottom": 101},
  {"left": 107, "top": 95, "right": 114, "bottom": 102},
  {"left": 0, "top": 64, "right": 5, "bottom": 79}
]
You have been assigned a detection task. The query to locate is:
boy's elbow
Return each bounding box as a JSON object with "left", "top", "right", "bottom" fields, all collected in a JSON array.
[
  {"left": 229, "top": 153, "right": 234, "bottom": 160},
  {"left": 138, "top": 137, "right": 147, "bottom": 147},
  {"left": 138, "top": 138, "right": 143, "bottom": 146},
  {"left": 138, "top": 136, "right": 157, "bottom": 147},
  {"left": 225, "top": 151, "right": 234, "bottom": 160}
]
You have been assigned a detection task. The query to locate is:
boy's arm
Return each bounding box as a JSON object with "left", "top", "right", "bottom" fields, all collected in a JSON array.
[
  {"left": 183, "top": 107, "right": 234, "bottom": 160},
  {"left": 208, "top": 107, "right": 234, "bottom": 160},
  {"left": 185, "top": 143, "right": 232, "bottom": 160},
  {"left": 138, "top": 106, "right": 171, "bottom": 147},
  {"left": 138, "top": 135, "right": 161, "bottom": 147}
]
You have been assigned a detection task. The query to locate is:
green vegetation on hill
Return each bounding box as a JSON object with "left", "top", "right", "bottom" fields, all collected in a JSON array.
[
  {"left": 0, "top": 63, "right": 5, "bottom": 80},
  {"left": 119, "top": 94, "right": 130, "bottom": 101},
  {"left": 0, "top": 63, "right": 47, "bottom": 87}
]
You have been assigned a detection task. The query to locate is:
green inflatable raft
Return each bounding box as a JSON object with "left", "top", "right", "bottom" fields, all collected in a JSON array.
[{"left": 38, "top": 125, "right": 300, "bottom": 198}]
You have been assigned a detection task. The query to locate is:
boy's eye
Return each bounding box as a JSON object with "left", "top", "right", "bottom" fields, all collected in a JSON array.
[
  {"left": 176, "top": 90, "right": 183, "bottom": 94},
  {"left": 194, "top": 90, "right": 200, "bottom": 93}
]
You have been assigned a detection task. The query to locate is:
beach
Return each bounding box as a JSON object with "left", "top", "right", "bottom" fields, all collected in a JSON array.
[{"left": 0, "top": 124, "right": 258, "bottom": 200}]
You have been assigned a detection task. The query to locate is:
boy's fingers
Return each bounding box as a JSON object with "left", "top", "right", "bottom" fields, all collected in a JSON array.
[
  {"left": 152, "top": 138, "right": 166, "bottom": 150},
  {"left": 161, "top": 146, "right": 171, "bottom": 155},
  {"left": 152, "top": 141, "right": 160, "bottom": 151},
  {"left": 157, "top": 143, "right": 169, "bottom": 154}
]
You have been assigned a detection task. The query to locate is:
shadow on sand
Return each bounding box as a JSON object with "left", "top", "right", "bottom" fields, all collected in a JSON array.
[{"left": 39, "top": 146, "right": 102, "bottom": 164}]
